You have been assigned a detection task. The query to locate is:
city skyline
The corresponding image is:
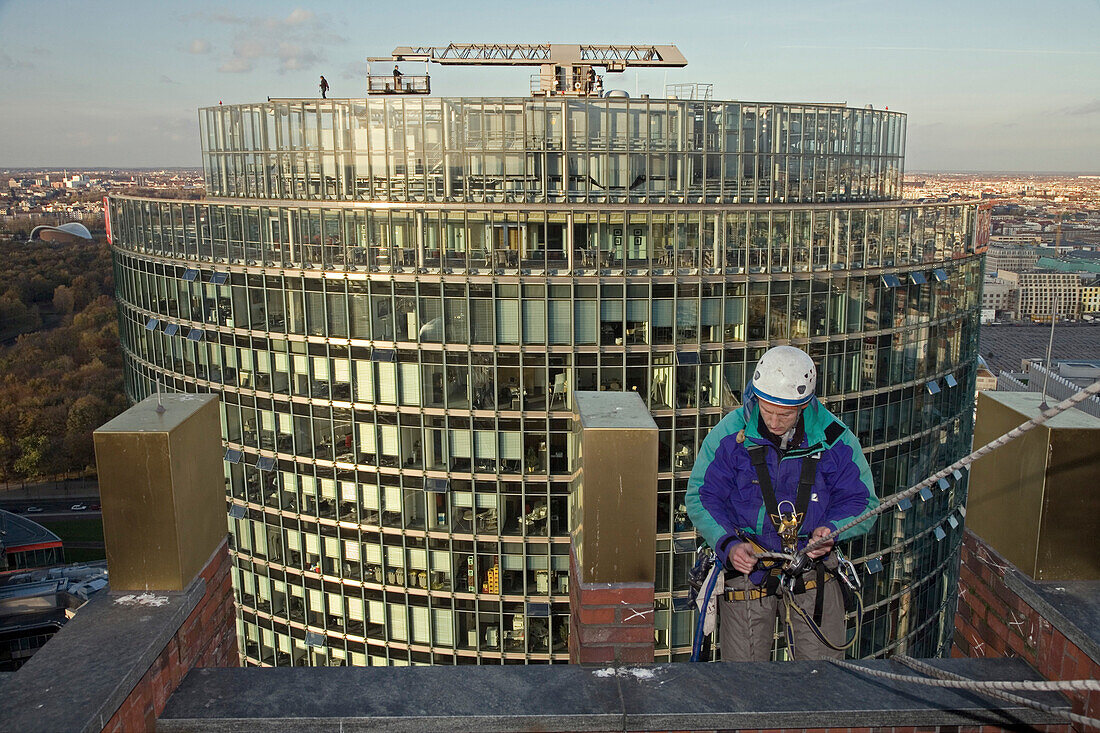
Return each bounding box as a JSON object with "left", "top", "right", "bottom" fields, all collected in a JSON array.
[{"left": 0, "top": 0, "right": 1098, "bottom": 172}]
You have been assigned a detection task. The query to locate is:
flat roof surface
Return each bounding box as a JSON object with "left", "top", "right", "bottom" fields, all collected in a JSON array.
[
  {"left": 978, "top": 324, "right": 1100, "bottom": 374},
  {"left": 983, "top": 390, "right": 1100, "bottom": 429},
  {"left": 95, "top": 393, "right": 217, "bottom": 434},
  {"left": 0, "top": 510, "right": 61, "bottom": 552}
]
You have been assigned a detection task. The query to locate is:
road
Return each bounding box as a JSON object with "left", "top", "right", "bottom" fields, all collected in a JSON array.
[{"left": 0, "top": 497, "right": 102, "bottom": 518}]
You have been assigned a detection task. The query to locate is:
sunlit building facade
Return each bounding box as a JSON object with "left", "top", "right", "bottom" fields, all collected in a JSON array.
[{"left": 109, "top": 93, "right": 982, "bottom": 666}]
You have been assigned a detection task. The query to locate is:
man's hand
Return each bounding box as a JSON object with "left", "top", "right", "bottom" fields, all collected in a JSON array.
[
  {"left": 728, "top": 541, "right": 757, "bottom": 574},
  {"left": 805, "top": 526, "right": 835, "bottom": 559}
]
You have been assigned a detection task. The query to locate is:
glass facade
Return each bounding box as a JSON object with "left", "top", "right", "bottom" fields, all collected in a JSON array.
[
  {"left": 198, "top": 98, "right": 905, "bottom": 204},
  {"left": 109, "top": 95, "right": 979, "bottom": 667}
]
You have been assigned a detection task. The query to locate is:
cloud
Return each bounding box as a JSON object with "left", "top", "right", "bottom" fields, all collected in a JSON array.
[
  {"left": 1065, "top": 99, "right": 1100, "bottom": 116},
  {"left": 276, "top": 42, "right": 321, "bottom": 71},
  {"left": 339, "top": 61, "right": 365, "bottom": 81},
  {"left": 187, "top": 39, "right": 212, "bottom": 55},
  {"left": 189, "top": 7, "right": 344, "bottom": 75},
  {"left": 779, "top": 44, "right": 1100, "bottom": 57},
  {"left": 283, "top": 8, "right": 314, "bottom": 26},
  {"left": 0, "top": 51, "right": 33, "bottom": 70},
  {"left": 218, "top": 57, "right": 253, "bottom": 74}
]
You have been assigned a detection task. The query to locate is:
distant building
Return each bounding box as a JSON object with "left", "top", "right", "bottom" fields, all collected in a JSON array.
[
  {"left": 1022, "top": 358, "right": 1100, "bottom": 389},
  {"left": 1034, "top": 256, "right": 1100, "bottom": 276},
  {"left": 0, "top": 510, "right": 108, "bottom": 671},
  {"left": 0, "top": 511, "right": 63, "bottom": 573},
  {"left": 27, "top": 222, "right": 94, "bottom": 244},
  {"left": 986, "top": 243, "right": 1041, "bottom": 273},
  {"left": 974, "top": 356, "right": 997, "bottom": 392},
  {"left": 989, "top": 234, "right": 1042, "bottom": 246},
  {"left": 1082, "top": 284, "right": 1100, "bottom": 316},
  {"left": 1017, "top": 272, "right": 1081, "bottom": 321},
  {"left": 981, "top": 275, "right": 1018, "bottom": 319},
  {"left": 0, "top": 563, "right": 109, "bottom": 671}
]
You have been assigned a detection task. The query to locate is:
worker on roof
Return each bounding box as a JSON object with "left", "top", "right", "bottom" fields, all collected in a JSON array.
[{"left": 686, "top": 345, "right": 879, "bottom": 660}]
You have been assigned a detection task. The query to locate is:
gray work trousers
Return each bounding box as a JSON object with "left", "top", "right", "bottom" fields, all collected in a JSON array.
[{"left": 718, "top": 563, "right": 846, "bottom": 661}]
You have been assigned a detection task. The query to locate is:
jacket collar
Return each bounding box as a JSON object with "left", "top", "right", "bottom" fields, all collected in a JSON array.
[{"left": 742, "top": 394, "right": 836, "bottom": 452}]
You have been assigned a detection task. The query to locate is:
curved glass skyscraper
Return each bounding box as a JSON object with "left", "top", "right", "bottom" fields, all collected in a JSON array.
[{"left": 109, "top": 87, "right": 982, "bottom": 666}]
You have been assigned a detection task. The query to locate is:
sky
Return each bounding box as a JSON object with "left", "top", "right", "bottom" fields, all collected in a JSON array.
[{"left": 0, "top": 0, "right": 1098, "bottom": 172}]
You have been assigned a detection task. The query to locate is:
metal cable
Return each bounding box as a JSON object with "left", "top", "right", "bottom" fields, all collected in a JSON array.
[{"left": 831, "top": 658, "right": 1100, "bottom": 730}]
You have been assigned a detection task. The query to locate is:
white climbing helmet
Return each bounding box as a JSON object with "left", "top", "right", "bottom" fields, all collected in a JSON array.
[{"left": 752, "top": 346, "right": 817, "bottom": 407}]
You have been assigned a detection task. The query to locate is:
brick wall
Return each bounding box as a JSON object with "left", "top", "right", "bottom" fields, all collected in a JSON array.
[
  {"left": 567, "top": 547, "right": 655, "bottom": 665},
  {"left": 103, "top": 538, "right": 238, "bottom": 732},
  {"left": 954, "top": 529, "right": 1098, "bottom": 726}
]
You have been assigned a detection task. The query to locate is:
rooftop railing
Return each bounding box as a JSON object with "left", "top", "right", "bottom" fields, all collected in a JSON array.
[{"left": 367, "top": 74, "right": 431, "bottom": 95}]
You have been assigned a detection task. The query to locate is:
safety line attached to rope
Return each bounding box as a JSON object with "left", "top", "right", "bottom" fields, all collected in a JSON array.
[{"left": 768, "top": 377, "right": 1100, "bottom": 564}]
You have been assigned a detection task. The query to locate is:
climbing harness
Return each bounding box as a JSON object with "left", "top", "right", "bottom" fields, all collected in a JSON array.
[
  {"left": 746, "top": 445, "right": 818, "bottom": 558},
  {"left": 741, "top": 442, "right": 855, "bottom": 656},
  {"left": 781, "top": 565, "right": 863, "bottom": 658}
]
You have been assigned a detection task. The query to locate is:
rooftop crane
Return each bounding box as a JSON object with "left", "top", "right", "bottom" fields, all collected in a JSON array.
[{"left": 367, "top": 43, "right": 687, "bottom": 97}]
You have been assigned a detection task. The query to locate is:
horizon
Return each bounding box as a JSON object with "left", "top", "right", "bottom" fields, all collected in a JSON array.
[
  {"left": 6, "top": 166, "right": 1100, "bottom": 177},
  {"left": 0, "top": 1, "right": 1098, "bottom": 172}
]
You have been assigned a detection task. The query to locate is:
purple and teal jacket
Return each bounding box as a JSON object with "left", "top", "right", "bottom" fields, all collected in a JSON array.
[{"left": 685, "top": 393, "right": 879, "bottom": 572}]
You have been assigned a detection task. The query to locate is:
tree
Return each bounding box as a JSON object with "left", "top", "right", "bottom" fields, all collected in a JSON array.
[
  {"left": 0, "top": 234, "right": 123, "bottom": 480},
  {"left": 64, "top": 394, "right": 110, "bottom": 471},
  {"left": 12, "top": 434, "right": 59, "bottom": 478},
  {"left": 53, "top": 284, "right": 75, "bottom": 315}
]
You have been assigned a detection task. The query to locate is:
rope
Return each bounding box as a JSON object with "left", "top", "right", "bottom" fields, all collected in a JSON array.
[
  {"left": 792, "top": 377, "right": 1100, "bottom": 561},
  {"left": 893, "top": 656, "right": 1100, "bottom": 692},
  {"left": 862, "top": 651, "right": 1095, "bottom": 726},
  {"left": 780, "top": 582, "right": 861, "bottom": 654},
  {"left": 830, "top": 656, "right": 1100, "bottom": 730},
  {"left": 721, "top": 380, "right": 1100, "bottom": 724}
]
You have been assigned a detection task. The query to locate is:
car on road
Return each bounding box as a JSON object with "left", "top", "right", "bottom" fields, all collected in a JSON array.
[
  {"left": 89, "top": 504, "right": 101, "bottom": 511},
  {"left": 70, "top": 503, "right": 88, "bottom": 511},
  {"left": 25, "top": 506, "right": 43, "bottom": 513}
]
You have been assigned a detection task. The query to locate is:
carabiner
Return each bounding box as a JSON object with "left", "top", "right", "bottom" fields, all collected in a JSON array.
[{"left": 835, "top": 548, "right": 861, "bottom": 591}]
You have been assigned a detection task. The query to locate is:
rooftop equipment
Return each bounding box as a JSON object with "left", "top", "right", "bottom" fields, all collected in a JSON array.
[{"left": 368, "top": 43, "right": 687, "bottom": 96}]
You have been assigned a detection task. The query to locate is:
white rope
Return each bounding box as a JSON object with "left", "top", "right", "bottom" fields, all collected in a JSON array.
[
  {"left": 728, "top": 380, "right": 1100, "bottom": 725},
  {"left": 902, "top": 655, "right": 1100, "bottom": 729},
  {"left": 792, "top": 377, "right": 1100, "bottom": 561},
  {"left": 832, "top": 658, "right": 1100, "bottom": 729}
]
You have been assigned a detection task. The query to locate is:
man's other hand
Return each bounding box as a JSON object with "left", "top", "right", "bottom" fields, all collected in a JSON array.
[
  {"left": 728, "top": 541, "right": 757, "bottom": 574},
  {"left": 805, "top": 526, "right": 835, "bottom": 558}
]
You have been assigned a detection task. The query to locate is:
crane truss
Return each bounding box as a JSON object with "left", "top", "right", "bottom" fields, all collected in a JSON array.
[{"left": 390, "top": 44, "right": 686, "bottom": 68}]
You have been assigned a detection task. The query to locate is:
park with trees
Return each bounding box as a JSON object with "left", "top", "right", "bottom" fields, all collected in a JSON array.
[{"left": 0, "top": 237, "right": 127, "bottom": 481}]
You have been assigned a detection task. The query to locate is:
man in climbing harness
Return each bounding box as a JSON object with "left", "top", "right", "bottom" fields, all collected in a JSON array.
[{"left": 686, "top": 345, "right": 878, "bottom": 661}]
